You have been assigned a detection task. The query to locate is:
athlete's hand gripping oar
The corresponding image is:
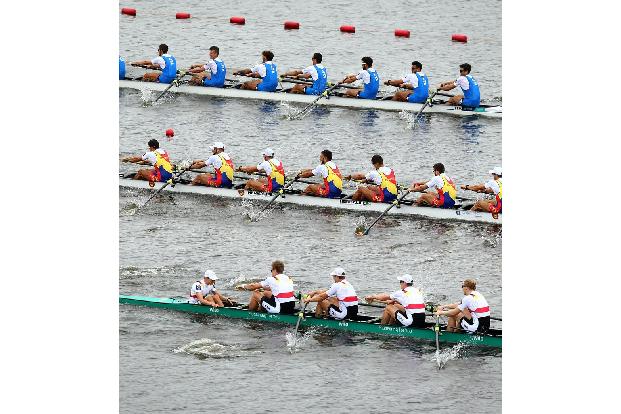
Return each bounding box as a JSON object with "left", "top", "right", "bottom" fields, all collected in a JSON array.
[
  {"left": 139, "top": 167, "right": 188, "bottom": 209},
  {"left": 411, "top": 89, "right": 439, "bottom": 125},
  {"left": 355, "top": 190, "right": 411, "bottom": 235},
  {"left": 153, "top": 70, "right": 191, "bottom": 103},
  {"left": 252, "top": 174, "right": 301, "bottom": 221},
  {"left": 290, "top": 82, "right": 342, "bottom": 120}
]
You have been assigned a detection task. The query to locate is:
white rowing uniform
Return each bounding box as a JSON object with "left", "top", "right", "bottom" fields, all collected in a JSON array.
[
  {"left": 484, "top": 178, "right": 501, "bottom": 195},
  {"left": 205, "top": 152, "right": 232, "bottom": 169},
  {"left": 365, "top": 166, "right": 394, "bottom": 186},
  {"left": 390, "top": 286, "right": 425, "bottom": 326},
  {"left": 259, "top": 273, "right": 295, "bottom": 313},
  {"left": 401, "top": 73, "right": 422, "bottom": 88},
  {"left": 251, "top": 61, "right": 274, "bottom": 78},
  {"left": 142, "top": 148, "right": 167, "bottom": 166},
  {"left": 257, "top": 158, "right": 283, "bottom": 175},
  {"left": 189, "top": 281, "right": 217, "bottom": 304},
  {"left": 326, "top": 279, "right": 358, "bottom": 320},
  {"left": 458, "top": 291, "right": 491, "bottom": 333}
]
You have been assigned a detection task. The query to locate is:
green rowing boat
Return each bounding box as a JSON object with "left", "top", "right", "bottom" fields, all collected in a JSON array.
[{"left": 120, "top": 295, "right": 502, "bottom": 348}]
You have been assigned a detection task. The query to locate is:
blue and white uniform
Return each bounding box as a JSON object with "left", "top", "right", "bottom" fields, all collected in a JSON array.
[
  {"left": 151, "top": 54, "right": 177, "bottom": 84},
  {"left": 202, "top": 58, "right": 226, "bottom": 88},
  {"left": 303, "top": 64, "right": 328, "bottom": 95},
  {"left": 252, "top": 61, "right": 278, "bottom": 92},
  {"left": 356, "top": 68, "right": 380, "bottom": 99},
  {"left": 402, "top": 72, "right": 429, "bottom": 103},
  {"left": 455, "top": 74, "right": 480, "bottom": 107},
  {"left": 119, "top": 56, "right": 126, "bottom": 80}
]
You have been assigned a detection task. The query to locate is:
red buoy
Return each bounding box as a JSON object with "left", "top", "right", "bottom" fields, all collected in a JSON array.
[
  {"left": 284, "top": 21, "right": 300, "bottom": 30},
  {"left": 340, "top": 25, "right": 355, "bottom": 33},
  {"left": 230, "top": 16, "right": 246, "bottom": 25},
  {"left": 176, "top": 12, "right": 191, "bottom": 19},
  {"left": 121, "top": 8, "right": 136, "bottom": 16},
  {"left": 165, "top": 129, "right": 174, "bottom": 138},
  {"left": 452, "top": 34, "right": 468, "bottom": 43},
  {"left": 394, "top": 29, "right": 410, "bottom": 38}
]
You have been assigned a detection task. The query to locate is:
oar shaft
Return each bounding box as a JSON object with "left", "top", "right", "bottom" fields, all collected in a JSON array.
[{"left": 363, "top": 190, "right": 411, "bottom": 235}]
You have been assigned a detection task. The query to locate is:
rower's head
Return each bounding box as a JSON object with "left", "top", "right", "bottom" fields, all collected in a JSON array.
[
  {"left": 433, "top": 163, "right": 445, "bottom": 176},
  {"left": 397, "top": 274, "right": 414, "bottom": 288},
  {"left": 262, "top": 148, "right": 274, "bottom": 160},
  {"left": 147, "top": 139, "right": 160, "bottom": 151},
  {"left": 204, "top": 269, "right": 219, "bottom": 285},
  {"left": 371, "top": 154, "right": 384, "bottom": 169},
  {"left": 212, "top": 142, "right": 225, "bottom": 154},
  {"left": 489, "top": 166, "right": 502, "bottom": 178},
  {"left": 271, "top": 260, "right": 285, "bottom": 276},
  {"left": 158, "top": 44, "right": 168, "bottom": 56},
  {"left": 361, "top": 56, "right": 373, "bottom": 69},
  {"left": 262, "top": 50, "right": 274, "bottom": 62},
  {"left": 330, "top": 267, "right": 346, "bottom": 282},
  {"left": 462, "top": 279, "right": 476, "bottom": 294},
  {"left": 411, "top": 61, "right": 422, "bottom": 73},
  {"left": 312, "top": 52, "right": 322, "bottom": 64},
  {"left": 209, "top": 45, "right": 219, "bottom": 59},
  {"left": 459, "top": 63, "right": 472, "bottom": 75},
  {"left": 320, "top": 149, "right": 333, "bottom": 164}
]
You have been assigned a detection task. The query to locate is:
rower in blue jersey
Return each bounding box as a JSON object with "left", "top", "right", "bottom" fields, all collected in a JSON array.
[
  {"left": 233, "top": 50, "right": 278, "bottom": 92},
  {"left": 130, "top": 44, "right": 178, "bottom": 84},
  {"left": 341, "top": 56, "right": 380, "bottom": 99},
  {"left": 438, "top": 63, "right": 481, "bottom": 108},
  {"left": 188, "top": 46, "right": 226, "bottom": 88},
  {"left": 384, "top": 61, "right": 429, "bottom": 103},
  {"left": 119, "top": 56, "right": 126, "bottom": 80},
  {"left": 281, "top": 52, "right": 328, "bottom": 95}
]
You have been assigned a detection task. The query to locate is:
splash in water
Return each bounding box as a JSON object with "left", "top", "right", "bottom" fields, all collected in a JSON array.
[
  {"left": 286, "top": 327, "right": 316, "bottom": 354},
  {"left": 398, "top": 110, "right": 430, "bottom": 129},
  {"left": 173, "top": 338, "right": 261, "bottom": 359},
  {"left": 240, "top": 198, "right": 272, "bottom": 222},
  {"left": 433, "top": 341, "right": 467, "bottom": 369}
]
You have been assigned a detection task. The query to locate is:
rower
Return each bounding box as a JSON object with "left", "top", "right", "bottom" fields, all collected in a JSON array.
[
  {"left": 303, "top": 267, "right": 358, "bottom": 320},
  {"left": 130, "top": 43, "right": 177, "bottom": 83},
  {"left": 437, "top": 63, "right": 481, "bottom": 108},
  {"left": 384, "top": 61, "right": 429, "bottom": 103},
  {"left": 236, "top": 148, "right": 285, "bottom": 195},
  {"left": 462, "top": 166, "right": 502, "bottom": 218},
  {"left": 281, "top": 52, "right": 328, "bottom": 95},
  {"left": 189, "top": 270, "right": 233, "bottom": 307},
  {"left": 344, "top": 154, "right": 398, "bottom": 203},
  {"left": 121, "top": 139, "right": 174, "bottom": 187},
  {"left": 188, "top": 45, "right": 226, "bottom": 88},
  {"left": 298, "top": 149, "right": 343, "bottom": 199},
  {"left": 189, "top": 142, "right": 235, "bottom": 188},
  {"left": 408, "top": 163, "right": 457, "bottom": 208},
  {"left": 119, "top": 56, "right": 126, "bottom": 80},
  {"left": 233, "top": 50, "right": 278, "bottom": 92},
  {"left": 364, "top": 274, "right": 426, "bottom": 327},
  {"left": 435, "top": 279, "right": 491, "bottom": 334},
  {"left": 341, "top": 56, "right": 380, "bottom": 99},
  {"left": 237, "top": 260, "right": 296, "bottom": 315}
]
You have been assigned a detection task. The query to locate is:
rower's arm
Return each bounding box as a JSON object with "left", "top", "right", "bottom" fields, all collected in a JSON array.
[
  {"left": 238, "top": 165, "right": 259, "bottom": 173},
  {"left": 189, "top": 160, "right": 206, "bottom": 170},
  {"left": 408, "top": 183, "right": 429, "bottom": 192},
  {"left": 196, "top": 293, "right": 216, "bottom": 307},
  {"left": 344, "top": 172, "right": 366, "bottom": 181},
  {"left": 282, "top": 69, "right": 303, "bottom": 78},
  {"left": 461, "top": 184, "right": 487, "bottom": 193},
  {"left": 438, "top": 82, "right": 457, "bottom": 91},
  {"left": 298, "top": 169, "right": 314, "bottom": 179},
  {"left": 233, "top": 68, "right": 252, "bottom": 76},
  {"left": 365, "top": 293, "right": 390, "bottom": 303},
  {"left": 306, "top": 289, "right": 327, "bottom": 297},
  {"left": 239, "top": 282, "right": 263, "bottom": 291},
  {"left": 131, "top": 60, "right": 159, "bottom": 69},
  {"left": 341, "top": 74, "right": 357, "bottom": 84},
  {"left": 122, "top": 155, "right": 143, "bottom": 163},
  {"left": 305, "top": 292, "right": 329, "bottom": 303},
  {"left": 384, "top": 79, "right": 402, "bottom": 87}
]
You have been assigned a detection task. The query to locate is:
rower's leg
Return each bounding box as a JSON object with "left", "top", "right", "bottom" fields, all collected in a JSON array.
[
  {"left": 289, "top": 84, "right": 306, "bottom": 94},
  {"left": 142, "top": 72, "right": 160, "bottom": 82},
  {"left": 392, "top": 91, "right": 411, "bottom": 102},
  {"left": 190, "top": 160, "right": 206, "bottom": 170},
  {"left": 241, "top": 80, "right": 261, "bottom": 90},
  {"left": 303, "top": 184, "right": 323, "bottom": 197},
  {"left": 381, "top": 307, "right": 393, "bottom": 324},
  {"left": 416, "top": 192, "right": 436, "bottom": 206},
  {"left": 133, "top": 169, "right": 153, "bottom": 181},
  {"left": 344, "top": 88, "right": 362, "bottom": 98},
  {"left": 447, "top": 94, "right": 463, "bottom": 106},
  {"left": 248, "top": 291, "right": 262, "bottom": 311},
  {"left": 189, "top": 75, "right": 205, "bottom": 86},
  {"left": 245, "top": 179, "right": 268, "bottom": 192},
  {"left": 212, "top": 294, "right": 224, "bottom": 307},
  {"left": 471, "top": 200, "right": 492, "bottom": 212},
  {"left": 191, "top": 173, "right": 215, "bottom": 186},
  {"left": 352, "top": 187, "right": 373, "bottom": 201}
]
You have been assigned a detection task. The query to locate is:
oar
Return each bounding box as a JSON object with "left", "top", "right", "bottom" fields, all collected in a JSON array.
[
  {"left": 356, "top": 190, "right": 411, "bottom": 235},
  {"left": 251, "top": 175, "right": 300, "bottom": 220},
  {"left": 292, "top": 297, "right": 310, "bottom": 348},
  {"left": 152, "top": 70, "right": 193, "bottom": 103},
  {"left": 280, "top": 77, "right": 359, "bottom": 90},
  {"left": 139, "top": 168, "right": 188, "bottom": 209},
  {"left": 411, "top": 90, "right": 439, "bottom": 125},
  {"left": 434, "top": 315, "right": 442, "bottom": 369},
  {"left": 290, "top": 82, "right": 342, "bottom": 119}
]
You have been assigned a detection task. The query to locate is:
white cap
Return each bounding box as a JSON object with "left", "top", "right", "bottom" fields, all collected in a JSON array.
[
  {"left": 212, "top": 142, "right": 225, "bottom": 150},
  {"left": 397, "top": 274, "right": 413, "bottom": 284},
  {"left": 488, "top": 166, "right": 502, "bottom": 176},
  {"left": 203, "top": 270, "right": 219, "bottom": 280},
  {"left": 330, "top": 267, "right": 346, "bottom": 277},
  {"left": 262, "top": 148, "right": 274, "bottom": 157}
]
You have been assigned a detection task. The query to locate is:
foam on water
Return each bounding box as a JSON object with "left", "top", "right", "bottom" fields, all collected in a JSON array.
[
  {"left": 432, "top": 341, "right": 468, "bottom": 369},
  {"left": 173, "top": 337, "right": 262, "bottom": 359},
  {"left": 240, "top": 197, "right": 273, "bottom": 222},
  {"left": 285, "top": 327, "right": 317, "bottom": 354}
]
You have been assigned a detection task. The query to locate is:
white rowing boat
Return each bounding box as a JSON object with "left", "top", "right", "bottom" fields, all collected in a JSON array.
[
  {"left": 119, "top": 79, "right": 502, "bottom": 118},
  {"left": 119, "top": 176, "right": 502, "bottom": 225}
]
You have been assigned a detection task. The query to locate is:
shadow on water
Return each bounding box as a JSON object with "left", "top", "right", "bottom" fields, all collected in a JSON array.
[{"left": 459, "top": 117, "right": 484, "bottom": 143}]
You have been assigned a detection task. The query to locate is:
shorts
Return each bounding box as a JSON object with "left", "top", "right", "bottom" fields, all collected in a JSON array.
[
  {"left": 203, "top": 77, "right": 224, "bottom": 88},
  {"left": 370, "top": 186, "right": 397, "bottom": 203},
  {"left": 395, "top": 310, "right": 426, "bottom": 328},
  {"left": 407, "top": 93, "right": 428, "bottom": 104},
  {"left": 460, "top": 315, "right": 490, "bottom": 334},
  {"left": 489, "top": 200, "right": 502, "bottom": 214},
  {"left": 432, "top": 195, "right": 456, "bottom": 209},
  {"left": 358, "top": 89, "right": 378, "bottom": 100},
  {"left": 328, "top": 303, "right": 358, "bottom": 320},
  {"left": 260, "top": 295, "right": 296, "bottom": 315},
  {"left": 318, "top": 185, "right": 342, "bottom": 199},
  {"left": 305, "top": 86, "right": 324, "bottom": 95},
  {"left": 262, "top": 183, "right": 283, "bottom": 193},
  {"left": 158, "top": 74, "right": 175, "bottom": 84},
  {"left": 257, "top": 81, "right": 277, "bottom": 92},
  {"left": 461, "top": 98, "right": 480, "bottom": 108},
  {"left": 151, "top": 168, "right": 173, "bottom": 183}
]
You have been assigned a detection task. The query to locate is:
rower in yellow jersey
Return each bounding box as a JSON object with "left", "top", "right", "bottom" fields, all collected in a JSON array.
[
  {"left": 189, "top": 142, "right": 235, "bottom": 188},
  {"left": 236, "top": 148, "right": 285, "bottom": 195},
  {"left": 462, "top": 166, "right": 502, "bottom": 218},
  {"left": 298, "top": 150, "right": 343, "bottom": 198},
  {"left": 408, "top": 163, "right": 457, "bottom": 208},
  {"left": 121, "top": 139, "right": 174, "bottom": 187},
  {"left": 344, "top": 154, "right": 398, "bottom": 203}
]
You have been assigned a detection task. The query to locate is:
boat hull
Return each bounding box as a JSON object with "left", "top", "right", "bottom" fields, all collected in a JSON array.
[{"left": 120, "top": 295, "right": 502, "bottom": 348}]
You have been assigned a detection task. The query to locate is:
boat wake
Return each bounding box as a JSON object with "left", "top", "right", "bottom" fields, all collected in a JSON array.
[
  {"left": 398, "top": 110, "right": 430, "bottom": 129},
  {"left": 240, "top": 198, "right": 272, "bottom": 221},
  {"left": 285, "top": 327, "right": 317, "bottom": 354},
  {"left": 173, "top": 338, "right": 261, "bottom": 359},
  {"left": 433, "top": 342, "right": 467, "bottom": 369},
  {"left": 222, "top": 274, "right": 265, "bottom": 289}
]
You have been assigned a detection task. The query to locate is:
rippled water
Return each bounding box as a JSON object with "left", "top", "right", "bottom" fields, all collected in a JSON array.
[{"left": 120, "top": 0, "right": 501, "bottom": 412}]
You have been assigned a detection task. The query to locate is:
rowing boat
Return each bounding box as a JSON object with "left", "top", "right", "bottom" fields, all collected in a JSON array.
[
  {"left": 119, "top": 175, "right": 502, "bottom": 225},
  {"left": 119, "top": 79, "right": 502, "bottom": 118},
  {"left": 120, "top": 295, "right": 502, "bottom": 348}
]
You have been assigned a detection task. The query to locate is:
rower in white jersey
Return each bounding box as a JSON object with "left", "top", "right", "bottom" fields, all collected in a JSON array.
[
  {"left": 188, "top": 45, "right": 226, "bottom": 88},
  {"left": 344, "top": 154, "right": 399, "bottom": 203},
  {"left": 408, "top": 162, "right": 458, "bottom": 209},
  {"left": 435, "top": 279, "right": 491, "bottom": 334},
  {"left": 461, "top": 166, "right": 502, "bottom": 218},
  {"left": 304, "top": 267, "right": 359, "bottom": 321},
  {"left": 189, "top": 142, "right": 235, "bottom": 188},
  {"left": 341, "top": 56, "right": 380, "bottom": 99},
  {"left": 281, "top": 52, "right": 328, "bottom": 95},
  {"left": 384, "top": 60, "right": 430, "bottom": 103},
  {"left": 189, "top": 270, "right": 233, "bottom": 307},
  {"left": 365, "top": 274, "right": 427, "bottom": 328},
  {"left": 237, "top": 260, "right": 297, "bottom": 315},
  {"left": 233, "top": 50, "right": 279, "bottom": 92},
  {"left": 236, "top": 148, "right": 286, "bottom": 195}
]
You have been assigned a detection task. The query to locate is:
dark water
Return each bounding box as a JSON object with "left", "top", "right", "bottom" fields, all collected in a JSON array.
[{"left": 120, "top": 1, "right": 502, "bottom": 412}]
